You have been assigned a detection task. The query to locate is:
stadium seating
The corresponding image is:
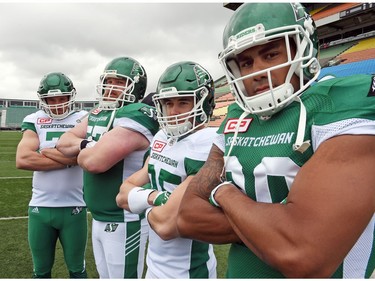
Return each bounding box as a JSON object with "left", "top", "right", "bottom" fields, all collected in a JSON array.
[
  {"left": 320, "top": 43, "right": 354, "bottom": 60},
  {"left": 337, "top": 38, "right": 375, "bottom": 64},
  {"left": 1, "top": 107, "right": 38, "bottom": 129},
  {"left": 312, "top": 3, "right": 359, "bottom": 20}
]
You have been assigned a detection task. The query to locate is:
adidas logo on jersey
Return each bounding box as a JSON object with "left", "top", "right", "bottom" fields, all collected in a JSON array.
[
  {"left": 104, "top": 223, "right": 119, "bottom": 232},
  {"left": 31, "top": 207, "right": 39, "bottom": 213},
  {"left": 224, "top": 118, "right": 253, "bottom": 134}
]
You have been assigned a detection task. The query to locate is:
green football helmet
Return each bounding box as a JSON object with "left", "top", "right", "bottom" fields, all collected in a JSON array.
[
  {"left": 96, "top": 57, "right": 147, "bottom": 109},
  {"left": 153, "top": 61, "right": 215, "bottom": 138},
  {"left": 37, "top": 72, "right": 76, "bottom": 120},
  {"left": 219, "top": 3, "right": 321, "bottom": 117}
]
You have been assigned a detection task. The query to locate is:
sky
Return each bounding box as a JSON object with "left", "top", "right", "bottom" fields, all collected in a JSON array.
[{"left": 0, "top": 2, "right": 234, "bottom": 101}]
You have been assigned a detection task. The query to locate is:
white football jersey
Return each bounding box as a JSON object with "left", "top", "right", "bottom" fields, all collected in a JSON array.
[
  {"left": 21, "top": 110, "right": 87, "bottom": 207},
  {"left": 146, "top": 127, "right": 218, "bottom": 278}
]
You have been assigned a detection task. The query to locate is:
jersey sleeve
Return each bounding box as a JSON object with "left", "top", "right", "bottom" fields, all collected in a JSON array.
[
  {"left": 308, "top": 75, "right": 375, "bottom": 150},
  {"left": 21, "top": 113, "right": 37, "bottom": 133},
  {"left": 213, "top": 133, "right": 225, "bottom": 153},
  {"left": 312, "top": 75, "right": 375, "bottom": 124},
  {"left": 184, "top": 128, "right": 217, "bottom": 176},
  {"left": 113, "top": 103, "right": 160, "bottom": 141}
]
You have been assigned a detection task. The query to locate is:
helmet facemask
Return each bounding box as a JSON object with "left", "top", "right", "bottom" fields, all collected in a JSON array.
[
  {"left": 96, "top": 72, "right": 139, "bottom": 110},
  {"left": 38, "top": 89, "right": 76, "bottom": 120},
  {"left": 219, "top": 22, "right": 320, "bottom": 118},
  {"left": 153, "top": 86, "right": 209, "bottom": 138}
]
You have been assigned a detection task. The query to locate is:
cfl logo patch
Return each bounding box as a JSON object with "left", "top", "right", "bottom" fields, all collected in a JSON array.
[
  {"left": 91, "top": 108, "right": 102, "bottom": 115},
  {"left": 153, "top": 140, "right": 166, "bottom": 152},
  {"left": 37, "top": 118, "right": 52, "bottom": 124},
  {"left": 224, "top": 118, "right": 253, "bottom": 134}
]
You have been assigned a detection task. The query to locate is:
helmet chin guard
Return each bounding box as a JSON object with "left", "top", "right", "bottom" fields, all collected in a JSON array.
[
  {"left": 242, "top": 83, "right": 295, "bottom": 117},
  {"left": 164, "top": 120, "right": 193, "bottom": 138}
]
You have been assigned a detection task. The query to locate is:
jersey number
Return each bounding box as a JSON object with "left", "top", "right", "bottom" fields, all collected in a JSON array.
[
  {"left": 148, "top": 164, "right": 181, "bottom": 191},
  {"left": 45, "top": 131, "right": 64, "bottom": 142},
  {"left": 225, "top": 156, "right": 299, "bottom": 203}
]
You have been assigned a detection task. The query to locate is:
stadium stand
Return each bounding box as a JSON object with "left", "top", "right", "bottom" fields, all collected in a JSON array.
[
  {"left": 1, "top": 106, "right": 38, "bottom": 129},
  {"left": 319, "top": 42, "right": 358, "bottom": 66},
  {"left": 311, "top": 3, "right": 359, "bottom": 21},
  {"left": 337, "top": 37, "right": 375, "bottom": 64},
  {"left": 319, "top": 59, "right": 375, "bottom": 79},
  {"left": 209, "top": 85, "right": 234, "bottom": 128},
  {"left": 0, "top": 99, "right": 96, "bottom": 130}
]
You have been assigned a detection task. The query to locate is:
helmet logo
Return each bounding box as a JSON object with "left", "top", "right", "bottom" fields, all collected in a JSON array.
[
  {"left": 193, "top": 65, "right": 211, "bottom": 87},
  {"left": 131, "top": 63, "right": 145, "bottom": 78},
  {"left": 291, "top": 3, "right": 312, "bottom": 25}
]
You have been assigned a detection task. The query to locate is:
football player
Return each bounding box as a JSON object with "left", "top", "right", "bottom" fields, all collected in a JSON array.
[
  {"left": 177, "top": 3, "right": 375, "bottom": 278},
  {"left": 16, "top": 72, "right": 88, "bottom": 278},
  {"left": 116, "top": 61, "right": 217, "bottom": 278},
  {"left": 56, "top": 57, "right": 159, "bottom": 278}
]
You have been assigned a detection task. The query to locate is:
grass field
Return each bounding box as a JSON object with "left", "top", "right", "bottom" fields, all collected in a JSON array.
[{"left": 0, "top": 131, "right": 230, "bottom": 278}]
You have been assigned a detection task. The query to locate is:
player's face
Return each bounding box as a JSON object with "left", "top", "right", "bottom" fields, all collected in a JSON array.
[
  {"left": 46, "top": 96, "right": 69, "bottom": 115},
  {"left": 236, "top": 38, "right": 300, "bottom": 97},
  {"left": 103, "top": 77, "right": 128, "bottom": 100},
  {"left": 162, "top": 96, "right": 194, "bottom": 124}
]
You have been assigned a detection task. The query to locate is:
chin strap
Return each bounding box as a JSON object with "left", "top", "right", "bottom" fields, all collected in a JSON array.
[
  {"left": 292, "top": 96, "right": 310, "bottom": 153},
  {"left": 104, "top": 108, "right": 117, "bottom": 134}
]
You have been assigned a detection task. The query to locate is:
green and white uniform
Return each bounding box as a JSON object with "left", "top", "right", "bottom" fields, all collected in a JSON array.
[
  {"left": 85, "top": 103, "right": 159, "bottom": 278},
  {"left": 146, "top": 128, "right": 217, "bottom": 279},
  {"left": 22, "top": 110, "right": 88, "bottom": 278},
  {"left": 216, "top": 75, "right": 375, "bottom": 278}
]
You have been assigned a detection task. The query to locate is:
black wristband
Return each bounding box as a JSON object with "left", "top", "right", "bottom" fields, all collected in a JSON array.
[{"left": 80, "top": 139, "right": 90, "bottom": 151}]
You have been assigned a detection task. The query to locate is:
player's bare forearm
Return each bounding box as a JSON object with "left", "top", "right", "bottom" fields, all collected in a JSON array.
[
  {"left": 16, "top": 130, "right": 66, "bottom": 171},
  {"left": 117, "top": 158, "right": 150, "bottom": 210},
  {"left": 40, "top": 148, "right": 78, "bottom": 166},
  {"left": 177, "top": 145, "right": 240, "bottom": 244},
  {"left": 56, "top": 120, "right": 87, "bottom": 157},
  {"left": 193, "top": 144, "right": 224, "bottom": 198},
  {"left": 56, "top": 131, "right": 83, "bottom": 157},
  {"left": 16, "top": 149, "right": 66, "bottom": 171}
]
